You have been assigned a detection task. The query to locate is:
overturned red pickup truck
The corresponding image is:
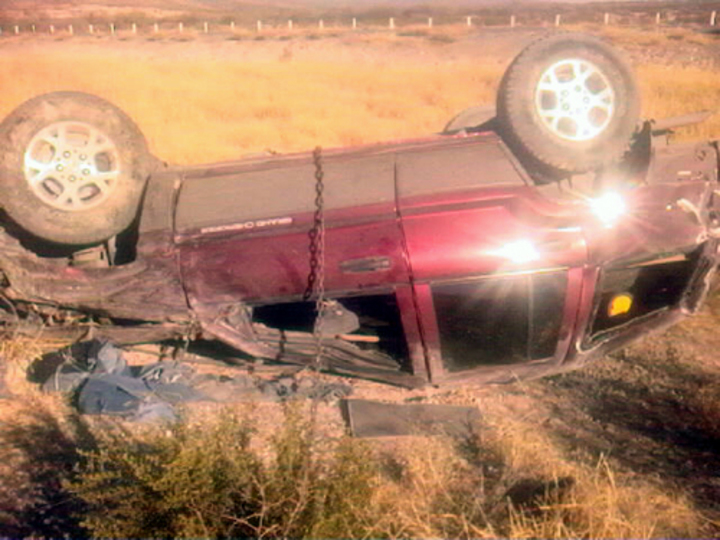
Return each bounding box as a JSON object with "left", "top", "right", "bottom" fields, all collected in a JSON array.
[{"left": 0, "top": 33, "right": 717, "bottom": 388}]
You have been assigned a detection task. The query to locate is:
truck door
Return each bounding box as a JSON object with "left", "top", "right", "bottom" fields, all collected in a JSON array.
[
  {"left": 395, "top": 135, "right": 586, "bottom": 384},
  {"left": 175, "top": 152, "right": 411, "bottom": 304}
]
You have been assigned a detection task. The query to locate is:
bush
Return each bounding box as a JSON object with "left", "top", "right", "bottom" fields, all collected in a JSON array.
[
  {"left": 68, "top": 404, "right": 378, "bottom": 538},
  {"left": 69, "top": 413, "right": 261, "bottom": 537}
]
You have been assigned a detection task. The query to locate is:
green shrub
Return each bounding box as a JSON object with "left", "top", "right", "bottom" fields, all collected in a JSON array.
[
  {"left": 69, "top": 412, "right": 262, "bottom": 537},
  {"left": 68, "top": 405, "right": 378, "bottom": 538},
  {"left": 263, "top": 405, "right": 378, "bottom": 538}
]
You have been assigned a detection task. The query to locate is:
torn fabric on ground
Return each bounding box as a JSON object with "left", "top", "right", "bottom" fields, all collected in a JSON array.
[{"left": 28, "top": 339, "right": 352, "bottom": 422}]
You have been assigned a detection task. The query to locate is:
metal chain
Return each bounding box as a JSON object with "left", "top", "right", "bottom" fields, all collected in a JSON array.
[{"left": 306, "top": 146, "right": 327, "bottom": 367}]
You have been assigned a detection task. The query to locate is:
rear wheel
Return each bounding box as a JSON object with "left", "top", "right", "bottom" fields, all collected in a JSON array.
[
  {"left": 0, "top": 92, "right": 153, "bottom": 245},
  {"left": 497, "top": 33, "right": 640, "bottom": 180}
]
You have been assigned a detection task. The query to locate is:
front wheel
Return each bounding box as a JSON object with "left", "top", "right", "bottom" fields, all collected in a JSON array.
[
  {"left": 497, "top": 32, "right": 640, "bottom": 179},
  {"left": 0, "top": 92, "right": 153, "bottom": 245}
]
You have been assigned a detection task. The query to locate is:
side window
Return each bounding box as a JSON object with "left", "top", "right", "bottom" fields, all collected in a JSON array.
[
  {"left": 530, "top": 272, "right": 569, "bottom": 359},
  {"left": 431, "top": 272, "right": 567, "bottom": 372}
]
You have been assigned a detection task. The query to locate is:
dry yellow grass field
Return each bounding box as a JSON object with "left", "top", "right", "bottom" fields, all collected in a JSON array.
[
  {"left": 0, "top": 27, "right": 719, "bottom": 537},
  {"left": 0, "top": 37, "right": 502, "bottom": 164},
  {"left": 0, "top": 27, "right": 718, "bottom": 165}
]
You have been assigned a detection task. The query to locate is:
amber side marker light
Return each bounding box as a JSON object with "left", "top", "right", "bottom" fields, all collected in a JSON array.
[{"left": 608, "top": 293, "right": 633, "bottom": 317}]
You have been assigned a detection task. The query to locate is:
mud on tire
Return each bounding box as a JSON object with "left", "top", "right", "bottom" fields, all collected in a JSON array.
[
  {"left": 497, "top": 33, "right": 640, "bottom": 180},
  {"left": 0, "top": 92, "right": 153, "bottom": 245}
]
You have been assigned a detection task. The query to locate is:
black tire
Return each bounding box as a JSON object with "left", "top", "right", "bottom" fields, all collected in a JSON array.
[
  {"left": 497, "top": 33, "right": 640, "bottom": 179},
  {"left": 0, "top": 92, "right": 152, "bottom": 245}
]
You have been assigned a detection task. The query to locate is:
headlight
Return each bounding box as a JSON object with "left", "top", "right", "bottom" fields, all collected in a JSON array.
[
  {"left": 490, "top": 239, "right": 540, "bottom": 264},
  {"left": 589, "top": 191, "right": 626, "bottom": 227}
]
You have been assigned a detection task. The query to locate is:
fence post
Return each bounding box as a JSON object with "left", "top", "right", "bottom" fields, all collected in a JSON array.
[
  {"left": 132, "top": 22, "right": 137, "bottom": 34},
  {"left": 389, "top": 17, "right": 395, "bottom": 29},
  {"left": 50, "top": 24, "right": 55, "bottom": 34},
  {"left": 257, "top": 20, "right": 262, "bottom": 32},
  {"left": 203, "top": 21, "right": 208, "bottom": 33},
  {"left": 230, "top": 21, "right": 235, "bottom": 31},
  {"left": 154, "top": 22, "right": 159, "bottom": 33},
  {"left": 288, "top": 19, "right": 293, "bottom": 30},
  {"left": 178, "top": 22, "right": 183, "bottom": 33},
  {"left": 655, "top": 12, "right": 661, "bottom": 25},
  {"left": 428, "top": 17, "right": 433, "bottom": 28},
  {"left": 604, "top": 12, "right": 610, "bottom": 25},
  {"left": 31, "top": 24, "right": 36, "bottom": 33},
  {"left": 88, "top": 24, "right": 93, "bottom": 34},
  {"left": 352, "top": 17, "right": 357, "bottom": 30},
  {"left": 68, "top": 24, "right": 73, "bottom": 35},
  {"left": 467, "top": 16, "right": 473, "bottom": 27},
  {"left": 109, "top": 23, "right": 114, "bottom": 35},
  {"left": 711, "top": 11, "right": 717, "bottom": 26},
  {"left": 510, "top": 15, "right": 516, "bottom": 28},
  {"left": 319, "top": 19, "right": 324, "bottom": 30},
  {"left": 555, "top": 14, "right": 561, "bottom": 27}
]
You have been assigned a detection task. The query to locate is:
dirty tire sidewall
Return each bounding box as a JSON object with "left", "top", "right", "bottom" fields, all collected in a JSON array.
[
  {"left": 497, "top": 33, "right": 640, "bottom": 177},
  {"left": 0, "top": 92, "right": 151, "bottom": 245}
]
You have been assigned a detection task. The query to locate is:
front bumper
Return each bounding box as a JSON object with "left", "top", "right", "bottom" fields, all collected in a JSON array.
[{"left": 570, "top": 238, "right": 719, "bottom": 368}]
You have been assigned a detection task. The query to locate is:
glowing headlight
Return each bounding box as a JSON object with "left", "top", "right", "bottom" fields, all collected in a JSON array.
[
  {"left": 490, "top": 239, "right": 540, "bottom": 264},
  {"left": 589, "top": 192, "right": 626, "bottom": 227}
]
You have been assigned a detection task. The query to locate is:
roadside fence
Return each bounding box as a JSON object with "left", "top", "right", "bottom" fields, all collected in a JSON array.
[{"left": 0, "top": 9, "right": 718, "bottom": 38}]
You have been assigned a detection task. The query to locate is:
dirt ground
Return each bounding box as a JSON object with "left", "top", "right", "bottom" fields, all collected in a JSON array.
[
  {"left": 0, "top": 26, "right": 537, "bottom": 67},
  {"left": 1, "top": 23, "right": 720, "bottom": 534}
]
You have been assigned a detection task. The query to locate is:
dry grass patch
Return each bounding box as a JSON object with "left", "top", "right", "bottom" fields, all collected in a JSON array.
[
  {"left": 3, "top": 47, "right": 719, "bottom": 168},
  {"left": 0, "top": 396, "right": 94, "bottom": 537},
  {"left": 0, "top": 363, "right": 710, "bottom": 539},
  {"left": 0, "top": 51, "right": 501, "bottom": 164},
  {"left": 475, "top": 401, "right": 704, "bottom": 538},
  {"left": 597, "top": 25, "right": 719, "bottom": 49},
  {"left": 639, "top": 64, "right": 720, "bottom": 142},
  {"left": 0, "top": 336, "right": 64, "bottom": 396},
  {"left": 1, "top": 32, "right": 719, "bottom": 165}
]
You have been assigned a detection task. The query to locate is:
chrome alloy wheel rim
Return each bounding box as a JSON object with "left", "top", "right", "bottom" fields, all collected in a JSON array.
[
  {"left": 534, "top": 59, "right": 615, "bottom": 142},
  {"left": 23, "top": 121, "right": 120, "bottom": 211}
]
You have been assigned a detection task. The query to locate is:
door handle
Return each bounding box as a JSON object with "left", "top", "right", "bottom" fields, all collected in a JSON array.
[{"left": 340, "top": 256, "right": 392, "bottom": 273}]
